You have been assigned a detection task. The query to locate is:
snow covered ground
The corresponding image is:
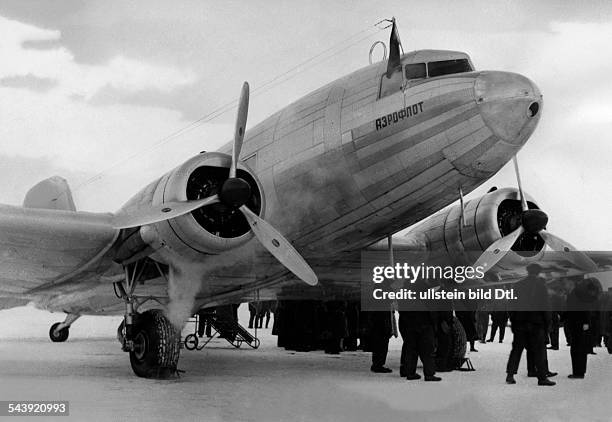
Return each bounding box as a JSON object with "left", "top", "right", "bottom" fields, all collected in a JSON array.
[{"left": 1, "top": 305, "right": 611, "bottom": 422}]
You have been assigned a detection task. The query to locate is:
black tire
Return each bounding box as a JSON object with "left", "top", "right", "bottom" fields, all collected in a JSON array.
[
  {"left": 184, "top": 334, "right": 199, "bottom": 351},
  {"left": 49, "top": 322, "right": 69, "bottom": 342},
  {"left": 451, "top": 316, "right": 468, "bottom": 365},
  {"left": 129, "top": 310, "right": 181, "bottom": 379}
]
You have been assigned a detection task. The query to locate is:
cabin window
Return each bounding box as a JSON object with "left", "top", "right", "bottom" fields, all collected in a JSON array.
[
  {"left": 379, "top": 67, "right": 404, "bottom": 99},
  {"left": 405, "top": 63, "right": 426, "bottom": 80},
  {"left": 427, "top": 59, "right": 472, "bottom": 77}
]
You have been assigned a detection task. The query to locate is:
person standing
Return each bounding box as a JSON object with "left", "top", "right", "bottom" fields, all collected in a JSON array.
[
  {"left": 548, "top": 288, "right": 565, "bottom": 350},
  {"left": 344, "top": 301, "right": 360, "bottom": 351},
  {"left": 248, "top": 301, "right": 260, "bottom": 329},
  {"left": 196, "top": 308, "right": 214, "bottom": 338},
  {"left": 369, "top": 310, "right": 393, "bottom": 373},
  {"left": 434, "top": 309, "right": 455, "bottom": 372},
  {"left": 399, "top": 309, "right": 441, "bottom": 381},
  {"left": 456, "top": 302, "right": 478, "bottom": 352},
  {"left": 489, "top": 306, "right": 509, "bottom": 343},
  {"left": 476, "top": 301, "right": 490, "bottom": 344},
  {"left": 505, "top": 264, "right": 555, "bottom": 386},
  {"left": 433, "top": 282, "right": 456, "bottom": 372},
  {"left": 566, "top": 278, "right": 601, "bottom": 379},
  {"left": 323, "top": 301, "right": 347, "bottom": 354}
]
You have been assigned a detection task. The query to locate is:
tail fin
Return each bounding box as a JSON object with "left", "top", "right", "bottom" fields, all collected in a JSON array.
[{"left": 23, "top": 176, "right": 76, "bottom": 211}]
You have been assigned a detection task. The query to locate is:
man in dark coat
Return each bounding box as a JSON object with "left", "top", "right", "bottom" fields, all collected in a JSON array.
[
  {"left": 566, "top": 278, "right": 601, "bottom": 378},
  {"left": 434, "top": 282, "right": 456, "bottom": 372},
  {"left": 476, "top": 301, "right": 490, "bottom": 344},
  {"left": 399, "top": 309, "right": 440, "bottom": 381},
  {"left": 489, "top": 307, "right": 509, "bottom": 343},
  {"left": 368, "top": 310, "right": 393, "bottom": 373},
  {"left": 344, "top": 301, "right": 360, "bottom": 351},
  {"left": 248, "top": 301, "right": 260, "bottom": 329},
  {"left": 323, "top": 301, "right": 347, "bottom": 354},
  {"left": 399, "top": 282, "right": 441, "bottom": 382},
  {"left": 456, "top": 299, "right": 478, "bottom": 352},
  {"left": 547, "top": 289, "right": 565, "bottom": 350},
  {"left": 488, "top": 300, "right": 508, "bottom": 343},
  {"left": 505, "top": 264, "right": 555, "bottom": 386}
]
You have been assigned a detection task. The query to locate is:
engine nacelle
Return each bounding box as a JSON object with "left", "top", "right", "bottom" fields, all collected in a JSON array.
[
  {"left": 404, "top": 187, "right": 545, "bottom": 270},
  {"left": 118, "top": 152, "right": 264, "bottom": 261}
]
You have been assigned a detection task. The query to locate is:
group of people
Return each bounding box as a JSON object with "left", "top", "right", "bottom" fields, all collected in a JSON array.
[
  {"left": 503, "top": 263, "right": 609, "bottom": 386},
  {"left": 248, "top": 300, "right": 274, "bottom": 329},
  {"left": 197, "top": 264, "right": 612, "bottom": 385},
  {"left": 269, "top": 289, "right": 465, "bottom": 382}
]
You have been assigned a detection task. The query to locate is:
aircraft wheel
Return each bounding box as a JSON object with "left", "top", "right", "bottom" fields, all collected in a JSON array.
[
  {"left": 129, "top": 310, "right": 181, "bottom": 379},
  {"left": 451, "top": 316, "right": 468, "bottom": 365},
  {"left": 184, "top": 334, "right": 199, "bottom": 351},
  {"left": 49, "top": 322, "right": 69, "bottom": 342}
]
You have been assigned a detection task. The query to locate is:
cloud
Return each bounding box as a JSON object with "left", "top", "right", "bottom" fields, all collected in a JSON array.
[
  {"left": 0, "top": 74, "right": 57, "bottom": 92},
  {"left": 0, "top": 15, "right": 196, "bottom": 100},
  {"left": 0, "top": 15, "right": 231, "bottom": 212}
]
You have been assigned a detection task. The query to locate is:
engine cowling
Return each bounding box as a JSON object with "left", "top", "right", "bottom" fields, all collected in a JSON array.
[
  {"left": 404, "top": 187, "right": 546, "bottom": 270},
  {"left": 117, "top": 152, "right": 264, "bottom": 261}
]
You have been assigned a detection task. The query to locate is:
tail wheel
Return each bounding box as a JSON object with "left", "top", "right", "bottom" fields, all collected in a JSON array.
[
  {"left": 129, "top": 310, "right": 181, "bottom": 379},
  {"left": 451, "top": 316, "right": 468, "bottom": 366},
  {"left": 49, "top": 322, "right": 69, "bottom": 342}
]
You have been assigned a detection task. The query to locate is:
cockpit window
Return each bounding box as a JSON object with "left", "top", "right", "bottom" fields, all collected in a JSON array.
[
  {"left": 405, "top": 63, "right": 426, "bottom": 80},
  {"left": 427, "top": 59, "right": 472, "bottom": 77}
]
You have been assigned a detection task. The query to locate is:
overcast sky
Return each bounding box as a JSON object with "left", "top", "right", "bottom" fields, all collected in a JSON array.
[{"left": 1, "top": 0, "right": 612, "bottom": 249}]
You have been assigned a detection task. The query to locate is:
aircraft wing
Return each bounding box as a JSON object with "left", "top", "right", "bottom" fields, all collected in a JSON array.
[
  {"left": 0, "top": 204, "right": 119, "bottom": 301},
  {"left": 3, "top": 195, "right": 611, "bottom": 315}
]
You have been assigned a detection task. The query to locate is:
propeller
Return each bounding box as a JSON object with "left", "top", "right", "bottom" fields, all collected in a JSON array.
[
  {"left": 225, "top": 83, "right": 317, "bottom": 285},
  {"left": 112, "top": 82, "right": 318, "bottom": 286},
  {"left": 240, "top": 205, "right": 318, "bottom": 286},
  {"left": 112, "top": 195, "right": 219, "bottom": 229},
  {"left": 473, "top": 156, "right": 597, "bottom": 274},
  {"left": 230, "top": 82, "right": 249, "bottom": 179}
]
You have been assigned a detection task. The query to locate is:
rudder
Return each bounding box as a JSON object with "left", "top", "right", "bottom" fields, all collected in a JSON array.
[{"left": 23, "top": 176, "right": 76, "bottom": 211}]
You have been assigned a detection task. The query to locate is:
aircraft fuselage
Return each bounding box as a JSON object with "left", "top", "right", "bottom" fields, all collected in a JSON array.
[{"left": 216, "top": 51, "right": 541, "bottom": 258}]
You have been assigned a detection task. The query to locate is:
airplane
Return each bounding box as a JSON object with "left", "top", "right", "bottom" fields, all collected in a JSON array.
[{"left": 1, "top": 19, "right": 609, "bottom": 378}]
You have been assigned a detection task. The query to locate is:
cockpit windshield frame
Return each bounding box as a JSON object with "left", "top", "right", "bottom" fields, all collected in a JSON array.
[{"left": 404, "top": 58, "right": 473, "bottom": 81}]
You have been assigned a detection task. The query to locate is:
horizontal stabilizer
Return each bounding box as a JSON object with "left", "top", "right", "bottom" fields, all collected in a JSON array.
[{"left": 23, "top": 176, "right": 76, "bottom": 211}]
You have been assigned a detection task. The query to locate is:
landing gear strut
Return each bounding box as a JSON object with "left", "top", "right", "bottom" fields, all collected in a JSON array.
[
  {"left": 49, "top": 313, "right": 81, "bottom": 342},
  {"left": 114, "top": 261, "right": 180, "bottom": 379}
]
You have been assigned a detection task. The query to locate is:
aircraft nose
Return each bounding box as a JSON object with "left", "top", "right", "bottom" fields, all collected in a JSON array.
[{"left": 475, "top": 71, "right": 542, "bottom": 145}]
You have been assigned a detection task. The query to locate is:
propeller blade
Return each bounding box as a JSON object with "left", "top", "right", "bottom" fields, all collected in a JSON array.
[
  {"left": 473, "top": 225, "right": 524, "bottom": 273},
  {"left": 230, "top": 82, "right": 250, "bottom": 179},
  {"left": 239, "top": 205, "right": 318, "bottom": 286},
  {"left": 112, "top": 195, "right": 219, "bottom": 229},
  {"left": 512, "top": 156, "right": 528, "bottom": 212},
  {"left": 539, "top": 230, "right": 598, "bottom": 272}
]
